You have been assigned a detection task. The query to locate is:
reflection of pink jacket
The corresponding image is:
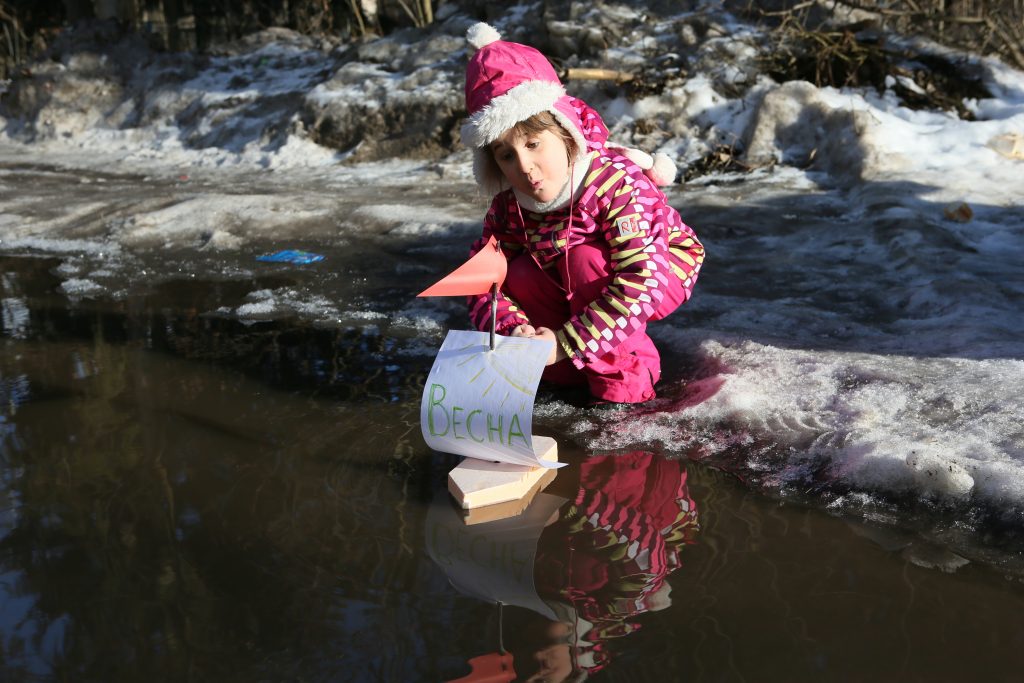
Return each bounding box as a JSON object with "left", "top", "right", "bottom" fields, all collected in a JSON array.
[
  {"left": 534, "top": 452, "right": 699, "bottom": 673},
  {"left": 467, "top": 98, "right": 704, "bottom": 368}
]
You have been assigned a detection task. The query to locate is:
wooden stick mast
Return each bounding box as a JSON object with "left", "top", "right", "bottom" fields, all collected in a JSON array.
[{"left": 490, "top": 282, "right": 498, "bottom": 350}]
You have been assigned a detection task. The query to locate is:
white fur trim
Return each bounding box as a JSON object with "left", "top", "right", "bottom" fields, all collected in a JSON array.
[
  {"left": 463, "top": 80, "right": 566, "bottom": 147},
  {"left": 466, "top": 23, "right": 501, "bottom": 51},
  {"left": 462, "top": 81, "right": 590, "bottom": 194}
]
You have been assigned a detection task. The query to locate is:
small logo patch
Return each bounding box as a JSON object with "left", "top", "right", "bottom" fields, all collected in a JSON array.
[{"left": 615, "top": 216, "right": 640, "bottom": 237}]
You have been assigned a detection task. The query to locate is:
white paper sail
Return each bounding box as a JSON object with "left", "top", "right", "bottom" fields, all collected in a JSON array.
[{"left": 421, "top": 329, "right": 564, "bottom": 469}]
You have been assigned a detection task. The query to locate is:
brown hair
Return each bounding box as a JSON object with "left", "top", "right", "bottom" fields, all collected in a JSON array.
[{"left": 483, "top": 111, "right": 580, "bottom": 180}]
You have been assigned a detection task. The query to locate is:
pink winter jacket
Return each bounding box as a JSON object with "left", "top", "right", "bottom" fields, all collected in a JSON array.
[{"left": 467, "top": 146, "right": 704, "bottom": 368}]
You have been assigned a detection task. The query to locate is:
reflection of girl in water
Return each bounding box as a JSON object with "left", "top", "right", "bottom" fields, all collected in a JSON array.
[{"left": 508, "top": 451, "right": 699, "bottom": 681}]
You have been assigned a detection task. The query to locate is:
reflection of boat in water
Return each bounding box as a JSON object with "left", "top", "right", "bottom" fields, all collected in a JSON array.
[{"left": 427, "top": 451, "right": 699, "bottom": 682}]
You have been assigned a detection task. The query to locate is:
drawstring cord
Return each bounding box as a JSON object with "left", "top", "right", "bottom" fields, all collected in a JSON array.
[{"left": 564, "top": 159, "right": 576, "bottom": 302}]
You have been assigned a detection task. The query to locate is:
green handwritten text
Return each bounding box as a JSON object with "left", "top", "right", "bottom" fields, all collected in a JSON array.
[{"left": 427, "top": 382, "right": 529, "bottom": 448}]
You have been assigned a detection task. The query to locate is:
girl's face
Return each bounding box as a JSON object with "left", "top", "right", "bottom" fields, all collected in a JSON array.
[{"left": 490, "top": 127, "right": 571, "bottom": 204}]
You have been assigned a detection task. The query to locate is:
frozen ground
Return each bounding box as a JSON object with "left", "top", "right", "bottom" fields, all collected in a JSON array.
[{"left": 2, "top": 2, "right": 1023, "bottom": 569}]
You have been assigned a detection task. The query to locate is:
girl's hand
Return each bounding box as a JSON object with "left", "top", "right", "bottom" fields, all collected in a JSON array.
[
  {"left": 534, "top": 327, "right": 568, "bottom": 366},
  {"left": 509, "top": 324, "right": 537, "bottom": 338}
]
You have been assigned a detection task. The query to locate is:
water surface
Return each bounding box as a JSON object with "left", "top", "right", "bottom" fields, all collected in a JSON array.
[{"left": 2, "top": 256, "right": 1023, "bottom": 682}]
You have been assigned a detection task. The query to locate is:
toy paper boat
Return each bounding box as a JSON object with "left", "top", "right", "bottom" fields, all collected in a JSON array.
[{"left": 417, "top": 243, "right": 562, "bottom": 510}]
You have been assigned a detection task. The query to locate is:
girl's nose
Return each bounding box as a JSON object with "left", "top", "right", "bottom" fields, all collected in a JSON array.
[{"left": 515, "top": 154, "right": 532, "bottom": 174}]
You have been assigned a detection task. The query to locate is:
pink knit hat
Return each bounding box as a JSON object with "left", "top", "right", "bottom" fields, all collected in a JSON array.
[
  {"left": 460, "top": 23, "right": 679, "bottom": 192},
  {"left": 461, "top": 23, "right": 589, "bottom": 194}
]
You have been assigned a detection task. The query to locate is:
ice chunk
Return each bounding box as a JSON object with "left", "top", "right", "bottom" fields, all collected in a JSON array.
[{"left": 905, "top": 451, "right": 974, "bottom": 498}]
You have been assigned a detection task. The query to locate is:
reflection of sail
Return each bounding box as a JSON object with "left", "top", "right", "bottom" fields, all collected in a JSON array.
[{"left": 425, "top": 491, "right": 566, "bottom": 620}]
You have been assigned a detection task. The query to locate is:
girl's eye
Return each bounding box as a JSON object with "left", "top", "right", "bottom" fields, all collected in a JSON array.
[{"left": 526, "top": 140, "right": 540, "bottom": 150}]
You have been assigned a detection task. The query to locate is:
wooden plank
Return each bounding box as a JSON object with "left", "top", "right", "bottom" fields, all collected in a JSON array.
[
  {"left": 447, "top": 436, "right": 558, "bottom": 510},
  {"left": 562, "top": 67, "right": 634, "bottom": 83}
]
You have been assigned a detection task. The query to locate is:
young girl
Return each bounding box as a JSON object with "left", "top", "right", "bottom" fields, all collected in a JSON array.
[{"left": 461, "top": 23, "right": 704, "bottom": 405}]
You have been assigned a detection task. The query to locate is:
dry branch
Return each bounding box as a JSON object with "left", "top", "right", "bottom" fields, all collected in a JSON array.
[
  {"left": 985, "top": 15, "right": 1024, "bottom": 68},
  {"left": 823, "top": 0, "right": 1024, "bottom": 69},
  {"left": 561, "top": 67, "right": 634, "bottom": 83},
  {"left": 0, "top": 0, "right": 27, "bottom": 78}
]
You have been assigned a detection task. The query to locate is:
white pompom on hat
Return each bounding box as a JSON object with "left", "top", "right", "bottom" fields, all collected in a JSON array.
[
  {"left": 607, "top": 144, "right": 679, "bottom": 186},
  {"left": 466, "top": 22, "right": 501, "bottom": 50}
]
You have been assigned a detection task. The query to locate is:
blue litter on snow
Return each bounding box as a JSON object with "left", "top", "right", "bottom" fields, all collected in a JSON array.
[{"left": 256, "top": 250, "right": 325, "bottom": 264}]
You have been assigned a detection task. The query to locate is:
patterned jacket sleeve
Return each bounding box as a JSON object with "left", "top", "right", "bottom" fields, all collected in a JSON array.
[
  {"left": 554, "top": 169, "right": 699, "bottom": 368},
  {"left": 467, "top": 199, "right": 532, "bottom": 334}
]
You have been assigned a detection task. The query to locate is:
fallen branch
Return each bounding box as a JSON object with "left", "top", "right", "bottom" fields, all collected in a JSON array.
[
  {"left": 757, "top": 1, "right": 820, "bottom": 17},
  {"left": 561, "top": 67, "right": 634, "bottom": 83}
]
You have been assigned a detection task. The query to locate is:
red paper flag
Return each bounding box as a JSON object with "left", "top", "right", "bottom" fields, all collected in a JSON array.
[{"left": 418, "top": 236, "right": 507, "bottom": 297}]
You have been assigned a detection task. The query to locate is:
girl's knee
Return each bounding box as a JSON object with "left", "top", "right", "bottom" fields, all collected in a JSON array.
[{"left": 584, "top": 337, "right": 661, "bottom": 404}]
